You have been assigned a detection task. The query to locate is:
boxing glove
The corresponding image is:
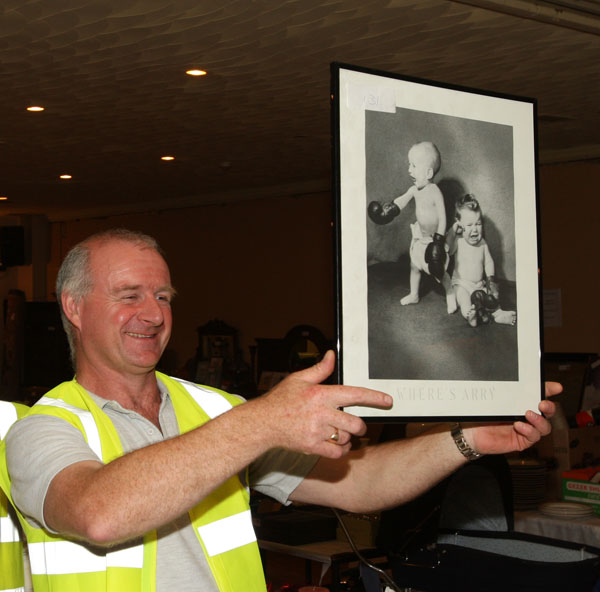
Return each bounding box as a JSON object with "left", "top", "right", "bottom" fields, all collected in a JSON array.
[
  {"left": 471, "top": 290, "right": 491, "bottom": 324},
  {"left": 471, "top": 289, "right": 498, "bottom": 324},
  {"left": 424, "top": 232, "right": 446, "bottom": 281},
  {"left": 367, "top": 201, "right": 400, "bottom": 225}
]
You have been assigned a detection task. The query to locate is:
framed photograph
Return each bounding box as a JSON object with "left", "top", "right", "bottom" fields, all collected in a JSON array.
[{"left": 331, "top": 62, "right": 543, "bottom": 421}]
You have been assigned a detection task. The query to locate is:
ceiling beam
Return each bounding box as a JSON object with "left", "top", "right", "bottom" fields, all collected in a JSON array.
[{"left": 450, "top": 0, "right": 600, "bottom": 35}]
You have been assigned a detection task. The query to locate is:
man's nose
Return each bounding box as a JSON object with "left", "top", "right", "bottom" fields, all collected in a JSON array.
[{"left": 139, "top": 296, "right": 164, "bottom": 324}]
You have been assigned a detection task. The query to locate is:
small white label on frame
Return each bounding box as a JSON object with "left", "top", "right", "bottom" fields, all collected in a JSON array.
[{"left": 346, "top": 82, "right": 396, "bottom": 113}]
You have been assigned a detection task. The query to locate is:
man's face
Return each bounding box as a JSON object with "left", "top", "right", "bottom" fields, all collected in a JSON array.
[{"left": 73, "top": 239, "right": 174, "bottom": 377}]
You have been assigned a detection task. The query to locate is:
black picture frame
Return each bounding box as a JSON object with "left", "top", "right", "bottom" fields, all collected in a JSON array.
[{"left": 331, "top": 62, "right": 544, "bottom": 421}]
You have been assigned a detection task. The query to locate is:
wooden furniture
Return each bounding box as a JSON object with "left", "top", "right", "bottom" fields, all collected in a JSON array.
[{"left": 258, "top": 538, "right": 382, "bottom": 592}]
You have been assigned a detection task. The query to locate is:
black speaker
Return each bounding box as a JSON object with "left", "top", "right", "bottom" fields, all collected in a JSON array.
[
  {"left": 0, "top": 226, "right": 25, "bottom": 268},
  {"left": 22, "top": 302, "right": 72, "bottom": 387}
]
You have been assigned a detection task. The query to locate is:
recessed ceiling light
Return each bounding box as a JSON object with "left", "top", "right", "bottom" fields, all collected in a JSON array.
[
  {"left": 186, "top": 69, "right": 207, "bottom": 77},
  {"left": 26, "top": 105, "right": 45, "bottom": 112},
  {"left": 161, "top": 156, "right": 175, "bottom": 161},
  {"left": 59, "top": 174, "right": 72, "bottom": 180}
]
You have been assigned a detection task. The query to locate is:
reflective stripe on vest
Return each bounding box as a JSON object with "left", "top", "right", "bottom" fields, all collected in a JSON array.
[
  {"left": 171, "top": 378, "right": 233, "bottom": 419},
  {"left": 197, "top": 509, "right": 255, "bottom": 557},
  {"left": 32, "top": 397, "right": 146, "bottom": 575},
  {"left": 1, "top": 401, "right": 22, "bottom": 547},
  {"left": 173, "top": 379, "right": 252, "bottom": 499},
  {"left": 0, "top": 405, "right": 18, "bottom": 440},
  {"left": 37, "top": 396, "right": 103, "bottom": 460},
  {"left": 28, "top": 540, "right": 144, "bottom": 574},
  {"left": 0, "top": 515, "right": 20, "bottom": 543},
  {"left": 0, "top": 402, "right": 26, "bottom": 592},
  {"left": 31, "top": 383, "right": 257, "bottom": 568}
]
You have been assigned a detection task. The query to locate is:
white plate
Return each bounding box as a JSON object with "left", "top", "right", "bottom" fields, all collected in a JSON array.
[{"left": 538, "top": 501, "right": 594, "bottom": 518}]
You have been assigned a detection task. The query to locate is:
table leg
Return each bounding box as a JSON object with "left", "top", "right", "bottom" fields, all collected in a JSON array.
[
  {"left": 305, "top": 559, "right": 312, "bottom": 584},
  {"left": 331, "top": 562, "right": 340, "bottom": 592}
]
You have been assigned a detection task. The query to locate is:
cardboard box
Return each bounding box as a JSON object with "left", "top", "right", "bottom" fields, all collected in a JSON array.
[
  {"left": 335, "top": 512, "right": 380, "bottom": 547},
  {"left": 562, "top": 466, "right": 600, "bottom": 514},
  {"left": 255, "top": 508, "right": 337, "bottom": 545},
  {"left": 535, "top": 425, "right": 600, "bottom": 470},
  {"left": 568, "top": 426, "right": 600, "bottom": 468}
]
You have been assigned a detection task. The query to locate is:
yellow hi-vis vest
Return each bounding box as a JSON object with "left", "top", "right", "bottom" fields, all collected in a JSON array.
[
  {"left": 0, "top": 374, "right": 267, "bottom": 592},
  {"left": 0, "top": 401, "right": 28, "bottom": 592}
]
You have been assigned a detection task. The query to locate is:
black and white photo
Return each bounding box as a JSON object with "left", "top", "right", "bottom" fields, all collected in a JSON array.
[{"left": 332, "top": 63, "right": 543, "bottom": 420}]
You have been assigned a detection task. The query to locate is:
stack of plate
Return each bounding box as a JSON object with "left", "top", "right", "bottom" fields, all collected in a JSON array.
[
  {"left": 538, "top": 501, "right": 594, "bottom": 519},
  {"left": 508, "top": 458, "right": 548, "bottom": 511}
]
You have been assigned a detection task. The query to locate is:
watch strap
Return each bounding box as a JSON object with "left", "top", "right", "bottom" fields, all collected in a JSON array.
[{"left": 451, "top": 422, "right": 482, "bottom": 461}]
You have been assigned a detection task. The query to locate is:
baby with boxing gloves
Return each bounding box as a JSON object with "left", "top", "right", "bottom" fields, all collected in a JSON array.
[
  {"left": 446, "top": 193, "right": 516, "bottom": 327},
  {"left": 368, "top": 141, "right": 456, "bottom": 313}
]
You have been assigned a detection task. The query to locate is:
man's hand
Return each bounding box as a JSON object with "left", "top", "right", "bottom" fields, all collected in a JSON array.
[
  {"left": 252, "top": 350, "right": 392, "bottom": 459},
  {"left": 464, "top": 382, "right": 561, "bottom": 455}
]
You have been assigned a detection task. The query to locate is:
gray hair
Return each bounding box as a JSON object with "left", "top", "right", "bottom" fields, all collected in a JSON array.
[{"left": 56, "top": 228, "right": 164, "bottom": 367}]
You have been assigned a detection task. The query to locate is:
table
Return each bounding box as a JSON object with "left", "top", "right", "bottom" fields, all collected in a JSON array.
[
  {"left": 258, "top": 538, "right": 382, "bottom": 592},
  {"left": 514, "top": 510, "right": 600, "bottom": 549}
]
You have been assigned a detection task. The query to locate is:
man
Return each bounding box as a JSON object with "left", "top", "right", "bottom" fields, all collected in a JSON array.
[
  {"left": 0, "top": 401, "right": 28, "bottom": 592},
  {"left": 0, "top": 229, "right": 558, "bottom": 592}
]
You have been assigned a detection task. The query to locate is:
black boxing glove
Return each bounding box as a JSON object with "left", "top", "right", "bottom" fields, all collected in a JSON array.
[
  {"left": 425, "top": 232, "right": 446, "bottom": 282},
  {"left": 367, "top": 201, "right": 400, "bottom": 225},
  {"left": 471, "top": 289, "right": 498, "bottom": 324}
]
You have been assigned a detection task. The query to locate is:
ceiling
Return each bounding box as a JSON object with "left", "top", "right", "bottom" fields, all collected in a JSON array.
[{"left": 1, "top": 0, "right": 599, "bottom": 221}]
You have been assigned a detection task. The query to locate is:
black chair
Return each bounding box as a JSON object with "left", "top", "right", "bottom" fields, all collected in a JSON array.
[{"left": 377, "top": 456, "right": 600, "bottom": 592}]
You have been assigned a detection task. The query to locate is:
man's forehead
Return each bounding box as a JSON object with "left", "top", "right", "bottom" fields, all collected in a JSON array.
[
  {"left": 89, "top": 240, "right": 171, "bottom": 279},
  {"left": 90, "top": 238, "right": 163, "bottom": 262}
]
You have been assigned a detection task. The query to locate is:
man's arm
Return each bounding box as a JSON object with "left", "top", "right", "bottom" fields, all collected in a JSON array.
[
  {"left": 40, "top": 352, "right": 391, "bottom": 545},
  {"left": 290, "top": 383, "right": 559, "bottom": 513}
]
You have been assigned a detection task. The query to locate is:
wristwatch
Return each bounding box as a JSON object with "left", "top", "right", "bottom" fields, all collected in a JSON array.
[{"left": 450, "top": 422, "right": 482, "bottom": 461}]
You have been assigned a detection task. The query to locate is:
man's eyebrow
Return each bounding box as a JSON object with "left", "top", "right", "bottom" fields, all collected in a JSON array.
[
  {"left": 112, "top": 284, "right": 177, "bottom": 297},
  {"left": 113, "top": 283, "right": 141, "bottom": 293},
  {"left": 157, "top": 285, "right": 178, "bottom": 298}
]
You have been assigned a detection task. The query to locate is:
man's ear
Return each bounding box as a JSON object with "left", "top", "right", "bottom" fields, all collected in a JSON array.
[{"left": 61, "top": 292, "right": 82, "bottom": 330}]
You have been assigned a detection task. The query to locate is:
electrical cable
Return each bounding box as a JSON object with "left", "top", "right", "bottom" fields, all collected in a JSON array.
[{"left": 332, "top": 507, "right": 403, "bottom": 592}]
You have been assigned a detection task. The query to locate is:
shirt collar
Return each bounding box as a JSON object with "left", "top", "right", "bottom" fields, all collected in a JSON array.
[{"left": 84, "top": 375, "right": 170, "bottom": 413}]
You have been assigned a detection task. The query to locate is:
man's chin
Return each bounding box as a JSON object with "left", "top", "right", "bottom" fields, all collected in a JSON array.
[{"left": 125, "top": 351, "right": 165, "bottom": 372}]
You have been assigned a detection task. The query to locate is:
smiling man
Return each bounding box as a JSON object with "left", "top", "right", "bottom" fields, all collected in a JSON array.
[
  {"left": 0, "top": 228, "right": 557, "bottom": 592},
  {"left": 59, "top": 233, "right": 176, "bottom": 419}
]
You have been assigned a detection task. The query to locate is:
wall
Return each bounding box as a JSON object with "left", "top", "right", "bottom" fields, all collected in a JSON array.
[
  {"left": 539, "top": 160, "right": 600, "bottom": 353},
  {"left": 48, "top": 192, "right": 336, "bottom": 371},
  {"left": 26, "top": 158, "right": 600, "bottom": 376}
]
